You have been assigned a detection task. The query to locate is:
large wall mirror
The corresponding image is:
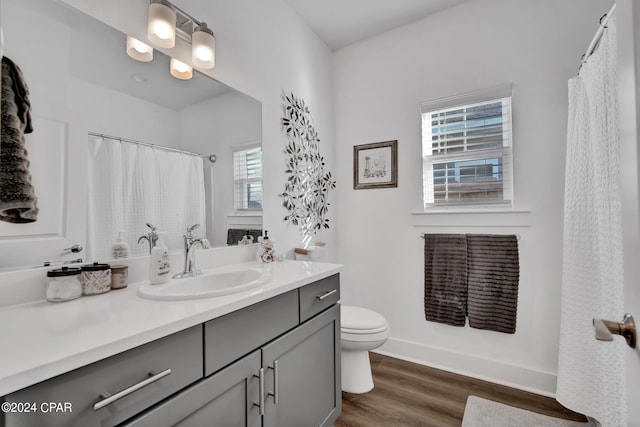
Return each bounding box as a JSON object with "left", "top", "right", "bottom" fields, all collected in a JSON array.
[{"left": 0, "top": 0, "right": 262, "bottom": 271}]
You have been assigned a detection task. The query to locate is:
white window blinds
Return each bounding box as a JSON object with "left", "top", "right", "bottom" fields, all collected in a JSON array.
[
  {"left": 421, "top": 85, "right": 513, "bottom": 207},
  {"left": 233, "top": 144, "right": 263, "bottom": 211}
]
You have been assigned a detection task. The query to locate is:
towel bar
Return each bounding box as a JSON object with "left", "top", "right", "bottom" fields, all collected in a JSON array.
[{"left": 420, "top": 233, "right": 521, "bottom": 240}]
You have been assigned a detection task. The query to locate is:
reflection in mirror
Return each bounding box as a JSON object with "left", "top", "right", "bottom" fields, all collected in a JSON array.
[
  {"left": 86, "top": 133, "right": 208, "bottom": 261},
  {"left": 0, "top": 0, "right": 262, "bottom": 271}
]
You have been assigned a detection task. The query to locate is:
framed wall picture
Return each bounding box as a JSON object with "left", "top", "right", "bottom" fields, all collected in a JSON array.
[{"left": 353, "top": 140, "right": 398, "bottom": 189}]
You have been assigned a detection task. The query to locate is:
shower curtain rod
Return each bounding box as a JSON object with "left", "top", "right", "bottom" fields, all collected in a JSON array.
[
  {"left": 580, "top": 3, "right": 616, "bottom": 69},
  {"left": 89, "top": 132, "right": 216, "bottom": 163}
]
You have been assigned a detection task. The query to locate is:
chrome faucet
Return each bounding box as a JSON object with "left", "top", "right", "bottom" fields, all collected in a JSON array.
[
  {"left": 174, "top": 224, "right": 211, "bottom": 279},
  {"left": 138, "top": 223, "right": 159, "bottom": 254}
]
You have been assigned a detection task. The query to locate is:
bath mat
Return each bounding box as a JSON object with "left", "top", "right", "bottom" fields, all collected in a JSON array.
[{"left": 461, "top": 396, "right": 597, "bottom": 427}]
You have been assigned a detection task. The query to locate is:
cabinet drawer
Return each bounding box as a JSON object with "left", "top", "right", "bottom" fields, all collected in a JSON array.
[
  {"left": 3, "top": 326, "right": 202, "bottom": 427},
  {"left": 204, "top": 290, "right": 298, "bottom": 376},
  {"left": 123, "top": 351, "right": 261, "bottom": 427},
  {"left": 299, "top": 274, "right": 340, "bottom": 323}
]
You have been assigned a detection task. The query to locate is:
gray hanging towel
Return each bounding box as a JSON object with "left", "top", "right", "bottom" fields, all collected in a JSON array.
[
  {"left": 0, "top": 56, "right": 37, "bottom": 223},
  {"left": 466, "top": 234, "right": 519, "bottom": 334},
  {"left": 423, "top": 234, "right": 468, "bottom": 327}
]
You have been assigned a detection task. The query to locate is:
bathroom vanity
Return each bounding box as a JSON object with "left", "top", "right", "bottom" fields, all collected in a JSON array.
[{"left": 0, "top": 260, "right": 341, "bottom": 427}]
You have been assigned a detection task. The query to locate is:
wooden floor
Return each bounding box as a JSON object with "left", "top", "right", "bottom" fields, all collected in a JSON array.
[{"left": 334, "top": 353, "right": 587, "bottom": 427}]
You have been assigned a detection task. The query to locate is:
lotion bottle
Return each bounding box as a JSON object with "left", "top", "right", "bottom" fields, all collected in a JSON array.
[
  {"left": 257, "top": 230, "right": 275, "bottom": 263},
  {"left": 149, "top": 232, "right": 170, "bottom": 284},
  {"left": 112, "top": 230, "right": 129, "bottom": 259}
]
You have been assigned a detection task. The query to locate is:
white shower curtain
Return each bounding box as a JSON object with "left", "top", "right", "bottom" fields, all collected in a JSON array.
[
  {"left": 87, "top": 135, "right": 206, "bottom": 260},
  {"left": 557, "top": 12, "right": 626, "bottom": 427}
]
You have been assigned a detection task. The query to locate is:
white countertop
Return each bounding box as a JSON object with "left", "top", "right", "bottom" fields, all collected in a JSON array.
[{"left": 0, "top": 260, "right": 342, "bottom": 396}]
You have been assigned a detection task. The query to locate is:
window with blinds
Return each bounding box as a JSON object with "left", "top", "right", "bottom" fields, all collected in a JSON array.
[
  {"left": 233, "top": 145, "right": 263, "bottom": 211},
  {"left": 421, "top": 85, "right": 513, "bottom": 207}
]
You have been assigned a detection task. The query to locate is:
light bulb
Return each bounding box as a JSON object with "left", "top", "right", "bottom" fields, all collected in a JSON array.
[
  {"left": 192, "top": 23, "right": 215, "bottom": 69},
  {"left": 170, "top": 58, "right": 193, "bottom": 80},
  {"left": 174, "top": 59, "right": 189, "bottom": 73},
  {"left": 194, "top": 46, "right": 212, "bottom": 62},
  {"left": 147, "top": 1, "right": 176, "bottom": 48},
  {"left": 152, "top": 21, "right": 172, "bottom": 40},
  {"left": 126, "top": 35, "right": 153, "bottom": 62}
]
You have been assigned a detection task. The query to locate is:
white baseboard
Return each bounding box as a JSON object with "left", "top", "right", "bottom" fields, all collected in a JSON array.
[{"left": 374, "top": 337, "right": 557, "bottom": 398}]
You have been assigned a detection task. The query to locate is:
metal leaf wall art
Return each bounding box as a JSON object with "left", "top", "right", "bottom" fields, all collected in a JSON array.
[{"left": 280, "top": 92, "right": 336, "bottom": 237}]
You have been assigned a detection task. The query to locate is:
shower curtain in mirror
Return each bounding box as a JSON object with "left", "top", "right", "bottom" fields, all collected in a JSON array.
[
  {"left": 86, "top": 135, "right": 206, "bottom": 260},
  {"left": 557, "top": 11, "right": 626, "bottom": 427}
]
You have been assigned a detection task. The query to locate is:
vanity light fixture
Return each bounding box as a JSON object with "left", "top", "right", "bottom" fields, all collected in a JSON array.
[
  {"left": 170, "top": 57, "right": 193, "bottom": 80},
  {"left": 146, "top": 0, "right": 217, "bottom": 70},
  {"left": 126, "top": 35, "right": 154, "bottom": 62}
]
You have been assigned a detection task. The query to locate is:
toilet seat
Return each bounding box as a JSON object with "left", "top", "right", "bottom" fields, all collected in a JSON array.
[
  {"left": 341, "top": 305, "right": 389, "bottom": 337},
  {"left": 342, "top": 325, "right": 388, "bottom": 334},
  {"left": 341, "top": 329, "right": 390, "bottom": 343}
]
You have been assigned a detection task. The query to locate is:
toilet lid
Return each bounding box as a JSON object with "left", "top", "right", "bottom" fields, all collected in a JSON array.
[{"left": 341, "top": 305, "right": 388, "bottom": 333}]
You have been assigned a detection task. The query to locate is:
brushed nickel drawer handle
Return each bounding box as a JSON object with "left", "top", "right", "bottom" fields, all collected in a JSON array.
[
  {"left": 316, "top": 289, "right": 337, "bottom": 301},
  {"left": 93, "top": 368, "right": 172, "bottom": 411}
]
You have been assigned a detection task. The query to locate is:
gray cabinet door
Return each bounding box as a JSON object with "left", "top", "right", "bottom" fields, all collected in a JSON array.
[
  {"left": 262, "top": 304, "right": 341, "bottom": 427},
  {"left": 123, "top": 350, "right": 262, "bottom": 427}
]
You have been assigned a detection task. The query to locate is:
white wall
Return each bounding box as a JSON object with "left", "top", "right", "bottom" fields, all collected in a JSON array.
[
  {"left": 62, "top": 0, "right": 338, "bottom": 259},
  {"left": 333, "top": 0, "right": 611, "bottom": 395},
  {"left": 179, "top": 91, "right": 262, "bottom": 246}
]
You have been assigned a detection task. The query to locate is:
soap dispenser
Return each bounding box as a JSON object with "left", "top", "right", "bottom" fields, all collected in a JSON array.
[
  {"left": 112, "top": 230, "right": 129, "bottom": 259},
  {"left": 149, "top": 232, "right": 170, "bottom": 284},
  {"left": 257, "top": 230, "right": 275, "bottom": 263}
]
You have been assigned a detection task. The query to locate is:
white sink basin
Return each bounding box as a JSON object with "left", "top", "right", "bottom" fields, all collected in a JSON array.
[{"left": 137, "top": 266, "right": 270, "bottom": 301}]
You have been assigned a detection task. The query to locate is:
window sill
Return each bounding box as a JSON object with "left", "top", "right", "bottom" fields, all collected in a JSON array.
[
  {"left": 227, "top": 213, "right": 263, "bottom": 227},
  {"left": 411, "top": 208, "right": 531, "bottom": 215},
  {"left": 411, "top": 208, "right": 532, "bottom": 228}
]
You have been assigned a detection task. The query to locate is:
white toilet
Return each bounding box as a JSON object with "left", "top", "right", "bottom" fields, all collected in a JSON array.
[{"left": 340, "top": 305, "right": 390, "bottom": 394}]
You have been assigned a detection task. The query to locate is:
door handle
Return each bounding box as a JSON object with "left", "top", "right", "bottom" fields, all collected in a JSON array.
[
  {"left": 316, "top": 289, "right": 337, "bottom": 301},
  {"left": 253, "top": 368, "right": 265, "bottom": 416},
  {"left": 93, "top": 369, "right": 171, "bottom": 411},
  {"left": 268, "top": 359, "right": 279, "bottom": 405},
  {"left": 593, "top": 313, "right": 636, "bottom": 349}
]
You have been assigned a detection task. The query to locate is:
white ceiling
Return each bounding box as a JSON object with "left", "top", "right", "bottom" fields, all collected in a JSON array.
[{"left": 284, "top": 0, "right": 470, "bottom": 50}]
